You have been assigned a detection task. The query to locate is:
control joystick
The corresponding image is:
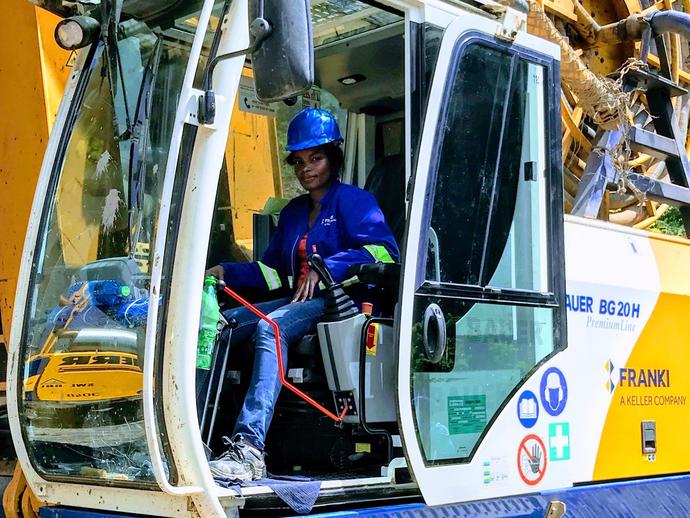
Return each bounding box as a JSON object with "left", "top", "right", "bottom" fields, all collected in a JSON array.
[
  {"left": 308, "top": 254, "right": 359, "bottom": 322},
  {"left": 307, "top": 253, "right": 336, "bottom": 288}
]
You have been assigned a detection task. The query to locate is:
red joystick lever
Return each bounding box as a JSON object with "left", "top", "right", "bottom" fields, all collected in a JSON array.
[{"left": 221, "top": 284, "right": 348, "bottom": 423}]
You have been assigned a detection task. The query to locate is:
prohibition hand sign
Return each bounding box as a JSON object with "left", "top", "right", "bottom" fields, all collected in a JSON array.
[
  {"left": 527, "top": 444, "right": 542, "bottom": 474},
  {"left": 517, "top": 434, "right": 547, "bottom": 485}
]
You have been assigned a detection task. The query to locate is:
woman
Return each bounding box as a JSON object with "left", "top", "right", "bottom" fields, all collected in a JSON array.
[{"left": 205, "top": 107, "right": 399, "bottom": 481}]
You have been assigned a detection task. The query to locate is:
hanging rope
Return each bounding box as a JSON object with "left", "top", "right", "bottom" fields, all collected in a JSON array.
[{"left": 528, "top": 1, "right": 633, "bottom": 131}]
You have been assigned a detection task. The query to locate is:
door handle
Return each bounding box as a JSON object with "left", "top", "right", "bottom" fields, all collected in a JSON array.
[{"left": 423, "top": 303, "right": 446, "bottom": 363}]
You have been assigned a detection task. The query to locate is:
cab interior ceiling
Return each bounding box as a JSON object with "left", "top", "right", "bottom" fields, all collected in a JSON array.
[{"left": 314, "top": 21, "right": 405, "bottom": 114}]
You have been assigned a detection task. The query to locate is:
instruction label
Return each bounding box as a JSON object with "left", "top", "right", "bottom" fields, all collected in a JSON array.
[
  {"left": 448, "top": 395, "right": 486, "bottom": 434},
  {"left": 365, "top": 323, "right": 379, "bottom": 356},
  {"left": 482, "top": 456, "right": 510, "bottom": 487},
  {"left": 517, "top": 390, "right": 539, "bottom": 428},
  {"left": 238, "top": 76, "right": 276, "bottom": 117}
]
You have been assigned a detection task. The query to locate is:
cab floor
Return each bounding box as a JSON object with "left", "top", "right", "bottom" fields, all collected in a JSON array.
[{"left": 282, "top": 468, "right": 380, "bottom": 481}]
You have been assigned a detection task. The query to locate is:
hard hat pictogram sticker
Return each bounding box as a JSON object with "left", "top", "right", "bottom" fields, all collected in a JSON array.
[
  {"left": 517, "top": 434, "right": 547, "bottom": 485},
  {"left": 540, "top": 367, "right": 567, "bottom": 416}
]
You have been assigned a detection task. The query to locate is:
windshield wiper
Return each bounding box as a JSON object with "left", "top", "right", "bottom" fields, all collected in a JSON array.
[
  {"left": 128, "top": 38, "right": 163, "bottom": 255},
  {"left": 100, "top": 0, "right": 133, "bottom": 141}
]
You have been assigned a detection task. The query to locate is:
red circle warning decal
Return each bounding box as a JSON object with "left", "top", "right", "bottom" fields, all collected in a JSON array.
[{"left": 517, "top": 434, "right": 547, "bottom": 485}]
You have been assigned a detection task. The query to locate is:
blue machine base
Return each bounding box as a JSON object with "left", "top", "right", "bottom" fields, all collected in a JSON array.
[
  {"left": 40, "top": 472, "right": 690, "bottom": 517},
  {"left": 313, "top": 473, "right": 690, "bottom": 517}
]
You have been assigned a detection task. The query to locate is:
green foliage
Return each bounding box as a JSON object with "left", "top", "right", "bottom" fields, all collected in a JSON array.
[{"left": 649, "top": 206, "right": 687, "bottom": 237}]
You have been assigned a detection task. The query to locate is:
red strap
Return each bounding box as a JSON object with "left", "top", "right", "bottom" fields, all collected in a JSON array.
[{"left": 221, "top": 285, "right": 348, "bottom": 422}]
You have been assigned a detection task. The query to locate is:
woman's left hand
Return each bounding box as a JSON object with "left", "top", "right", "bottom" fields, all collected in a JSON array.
[{"left": 293, "top": 270, "right": 320, "bottom": 303}]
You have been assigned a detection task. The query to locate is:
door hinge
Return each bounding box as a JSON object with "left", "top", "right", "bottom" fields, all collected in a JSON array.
[{"left": 496, "top": 7, "right": 526, "bottom": 42}]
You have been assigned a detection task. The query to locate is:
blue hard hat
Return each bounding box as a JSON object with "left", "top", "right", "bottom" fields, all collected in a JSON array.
[{"left": 285, "top": 107, "right": 343, "bottom": 152}]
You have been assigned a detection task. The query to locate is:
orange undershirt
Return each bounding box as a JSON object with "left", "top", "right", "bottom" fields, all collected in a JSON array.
[{"left": 296, "top": 233, "right": 309, "bottom": 290}]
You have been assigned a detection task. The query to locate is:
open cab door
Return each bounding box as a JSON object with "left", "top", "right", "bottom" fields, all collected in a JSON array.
[{"left": 398, "top": 9, "right": 567, "bottom": 505}]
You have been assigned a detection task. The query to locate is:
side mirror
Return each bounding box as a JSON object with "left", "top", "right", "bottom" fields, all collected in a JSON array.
[
  {"left": 199, "top": 0, "right": 314, "bottom": 124},
  {"left": 250, "top": 0, "right": 314, "bottom": 103}
]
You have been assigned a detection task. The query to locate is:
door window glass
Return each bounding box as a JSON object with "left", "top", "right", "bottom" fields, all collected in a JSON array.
[
  {"left": 412, "top": 297, "right": 554, "bottom": 460},
  {"left": 423, "top": 47, "right": 549, "bottom": 293}
]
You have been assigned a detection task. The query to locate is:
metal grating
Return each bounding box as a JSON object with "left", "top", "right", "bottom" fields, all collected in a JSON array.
[{"left": 311, "top": 0, "right": 401, "bottom": 46}]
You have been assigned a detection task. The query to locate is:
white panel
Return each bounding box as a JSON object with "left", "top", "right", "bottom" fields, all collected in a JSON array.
[
  {"left": 156, "top": 1, "right": 251, "bottom": 516},
  {"left": 401, "top": 215, "right": 661, "bottom": 504}
]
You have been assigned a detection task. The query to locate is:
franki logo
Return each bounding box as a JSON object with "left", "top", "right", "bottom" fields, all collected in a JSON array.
[
  {"left": 619, "top": 368, "right": 670, "bottom": 387},
  {"left": 605, "top": 359, "right": 671, "bottom": 392}
]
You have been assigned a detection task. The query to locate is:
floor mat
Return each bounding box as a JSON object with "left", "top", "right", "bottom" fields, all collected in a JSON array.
[{"left": 214, "top": 474, "right": 321, "bottom": 515}]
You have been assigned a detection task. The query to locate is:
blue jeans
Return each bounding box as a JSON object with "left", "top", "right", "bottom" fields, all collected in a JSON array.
[{"left": 198, "top": 296, "right": 326, "bottom": 451}]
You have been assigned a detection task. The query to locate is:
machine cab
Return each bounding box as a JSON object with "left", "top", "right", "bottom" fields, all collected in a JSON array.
[{"left": 8, "top": 0, "right": 566, "bottom": 515}]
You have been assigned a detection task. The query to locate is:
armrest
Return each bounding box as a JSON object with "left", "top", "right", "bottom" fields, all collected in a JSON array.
[{"left": 348, "top": 263, "right": 401, "bottom": 291}]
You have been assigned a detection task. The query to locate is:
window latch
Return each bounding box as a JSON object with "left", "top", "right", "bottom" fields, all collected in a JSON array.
[{"left": 524, "top": 161, "right": 537, "bottom": 182}]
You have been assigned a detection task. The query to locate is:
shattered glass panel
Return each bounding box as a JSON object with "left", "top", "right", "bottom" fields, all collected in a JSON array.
[
  {"left": 311, "top": 0, "right": 401, "bottom": 46},
  {"left": 18, "top": 5, "right": 212, "bottom": 484}
]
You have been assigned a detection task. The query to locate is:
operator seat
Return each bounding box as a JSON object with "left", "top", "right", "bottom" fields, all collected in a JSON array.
[
  {"left": 363, "top": 153, "right": 405, "bottom": 246},
  {"left": 347, "top": 154, "right": 405, "bottom": 297}
]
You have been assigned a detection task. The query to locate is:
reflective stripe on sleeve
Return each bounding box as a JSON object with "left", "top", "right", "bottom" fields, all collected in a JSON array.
[
  {"left": 258, "top": 261, "right": 282, "bottom": 290},
  {"left": 318, "top": 276, "right": 359, "bottom": 291},
  {"left": 342, "top": 275, "right": 360, "bottom": 287},
  {"left": 363, "top": 244, "right": 395, "bottom": 263}
]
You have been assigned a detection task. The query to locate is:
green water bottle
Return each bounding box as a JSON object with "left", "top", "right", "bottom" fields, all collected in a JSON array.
[{"left": 197, "top": 275, "right": 219, "bottom": 370}]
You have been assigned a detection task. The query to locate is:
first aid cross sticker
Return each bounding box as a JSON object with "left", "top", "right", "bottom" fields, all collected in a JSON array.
[{"left": 548, "top": 422, "right": 570, "bottom": 461}]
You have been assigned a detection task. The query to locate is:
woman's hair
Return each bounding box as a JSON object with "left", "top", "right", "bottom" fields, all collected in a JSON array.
[{"left": 286, "top": 143, "right": 344, "bottom": 177}]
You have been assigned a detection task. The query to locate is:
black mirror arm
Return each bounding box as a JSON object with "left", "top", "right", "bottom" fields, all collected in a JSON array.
[
  {"left": 199, "top": 18, "right": 271, "bottom": 125},
  {"left": 202, "top": 18, "right": 272, "bottom": 92}
]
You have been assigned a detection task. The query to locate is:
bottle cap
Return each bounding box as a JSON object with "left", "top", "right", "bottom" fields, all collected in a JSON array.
[
  {"left": 361, "top": 302, "right": 373, "bottom": 316},
  {"left": 204, "top": 275, "right": 217, "bottom": 286}
]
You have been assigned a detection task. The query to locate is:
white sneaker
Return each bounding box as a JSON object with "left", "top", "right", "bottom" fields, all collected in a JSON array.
[{"left": 209, "top": 435, "right": 266, "bottom": 481}]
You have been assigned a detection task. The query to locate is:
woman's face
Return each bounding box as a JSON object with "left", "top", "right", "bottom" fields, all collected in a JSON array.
[{"left": 291, "top": 147, "right": 333, "bottom": 193}]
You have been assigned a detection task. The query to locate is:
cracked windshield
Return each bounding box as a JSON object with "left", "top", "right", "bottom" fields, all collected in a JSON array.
[{"left": 19, "top": 5, "right": 217, "bottom": 482}]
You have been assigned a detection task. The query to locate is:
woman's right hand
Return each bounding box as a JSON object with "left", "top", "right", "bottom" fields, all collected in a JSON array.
[
  {"left": 206, "top": 264, "right": 225, "bottom": 280},
  {"left": 292, "top": 269, "right": 320, "bottom": 303}
]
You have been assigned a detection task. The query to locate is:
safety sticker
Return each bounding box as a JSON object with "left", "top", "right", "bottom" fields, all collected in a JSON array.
[
  {"left": 548, "top": 422, "right": 571, "bottom": 461},
  {"left": 448, "top": 395, "right": 486, "bottom": 434},
  {"left": 540, "top": 367, "right": 568, "bottom": 416},
  {"left": 238, "top": 76, "right": 277, "bottom": 117},
  {"left": 366, "top": 323, "right": 379, "bottom": 356},
  {"left": 482, "top": 457, "right": 509, "bottom": 486},
  {"left": 517, "top": 390, "right": 539, "bottom": 428},
  {"left": 517, "top": 434, "right": 547, "bottom": 485}
]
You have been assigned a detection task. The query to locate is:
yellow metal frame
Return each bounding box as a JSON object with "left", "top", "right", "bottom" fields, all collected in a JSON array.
[{"left": 0, "top": 1, "right": 71, "bottom": 340}]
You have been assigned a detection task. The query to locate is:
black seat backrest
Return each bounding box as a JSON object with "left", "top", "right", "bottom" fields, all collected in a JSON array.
[{"left": 363, "top": 154, "right": 406, "bottom": 246}]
